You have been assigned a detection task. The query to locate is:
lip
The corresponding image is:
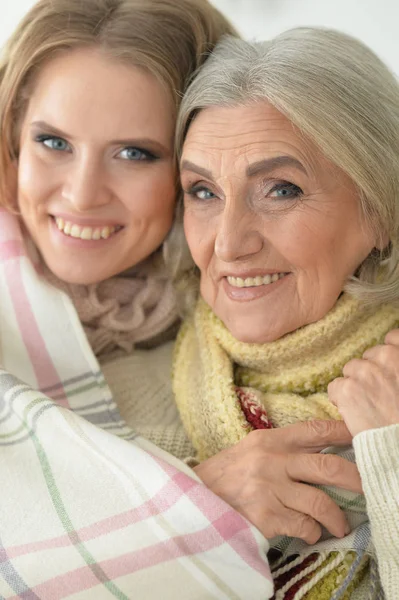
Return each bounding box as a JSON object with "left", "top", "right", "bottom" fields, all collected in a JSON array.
[
  {"left": 49, "top": 215, "right": 124, "bottom": 248},
  {"left": 222, "top": 272, "right": 291, "bottom": 302},
  {"left": 50, "top": 213, "right": 124, "bottom": 228}
]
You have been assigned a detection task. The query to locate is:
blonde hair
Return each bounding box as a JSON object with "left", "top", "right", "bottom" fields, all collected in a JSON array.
[
  {"left": 0, "top": 0, "right": 237, "bottom": 209},
  {"left": 175, "top": 29, "right": 399, "bottom": 306}
]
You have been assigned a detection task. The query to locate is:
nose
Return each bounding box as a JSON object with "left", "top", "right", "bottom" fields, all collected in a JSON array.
[
  {"left": 214, "top": 200, "right": 264, "bottom": 262},
  {"left": 62, "top": 153, "right": 111, "bottom": 211}
]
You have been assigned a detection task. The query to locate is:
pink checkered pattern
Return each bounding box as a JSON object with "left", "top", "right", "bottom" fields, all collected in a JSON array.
[{"left": 0, "top": 209, "right": 273, "bottom": 599}]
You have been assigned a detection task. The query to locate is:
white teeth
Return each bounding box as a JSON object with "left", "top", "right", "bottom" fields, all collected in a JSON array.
[
  {"left": 70, "top": 225, "right": 81, "bottom": 238},
  {"left": 227, "top": 273, "right": 286, "bottom": 288},
  {"left": 81, "top": 227, "right": 94, "bottom": 240},
  {"left": 54, "top": 218, "right": 119, "bottom": 241}
]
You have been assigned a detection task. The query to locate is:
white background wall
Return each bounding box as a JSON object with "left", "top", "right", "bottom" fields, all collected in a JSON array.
[
  {"left": 210, "top": 0, "right": 399, "bottom": 74},
  {"left": 1, "top": 0, "right": 398, "bottom": 74}
]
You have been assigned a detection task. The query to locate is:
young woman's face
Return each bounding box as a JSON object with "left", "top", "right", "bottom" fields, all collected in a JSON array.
[{"left": 16, "top": 48, "right": 176, "bottom": 284}]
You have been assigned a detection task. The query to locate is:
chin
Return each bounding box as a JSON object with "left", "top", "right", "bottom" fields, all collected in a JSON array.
[
  {"left": 226, "top": 320, "right": 284, "bottom": 345},
  {"left": 47, "top": 262, "right": 107, "bottom": 286}
]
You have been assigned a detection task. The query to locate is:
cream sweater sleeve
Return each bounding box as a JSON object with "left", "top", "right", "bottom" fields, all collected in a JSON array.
[{"left": 353, "top": 424, "right": 399, "bottom": 599}]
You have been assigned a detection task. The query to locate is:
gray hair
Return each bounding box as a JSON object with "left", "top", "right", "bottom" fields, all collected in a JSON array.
[{"left": 172, "top": 28, "right": 399, "bottom": 307}]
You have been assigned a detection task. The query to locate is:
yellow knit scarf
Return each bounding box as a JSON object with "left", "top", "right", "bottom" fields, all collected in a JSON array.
[{"left": 173, "top": 294, "right": 399, "bottom": 599}]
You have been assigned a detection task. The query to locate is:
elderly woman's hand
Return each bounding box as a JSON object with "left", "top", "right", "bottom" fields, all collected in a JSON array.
[
  {"left": 193, "top": 420, "right": 362, "bottom": 544},
  {"left": 328, "top": 330, "right": 399, "bottom": 437}
]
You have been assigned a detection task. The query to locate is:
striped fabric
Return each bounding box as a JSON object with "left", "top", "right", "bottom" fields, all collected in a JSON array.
[{"left": 0, "top": 209, "right": 273, "bottom": 600}]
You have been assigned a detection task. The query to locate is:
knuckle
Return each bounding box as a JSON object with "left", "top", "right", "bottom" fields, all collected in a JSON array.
[
  {"left": 243, "top": 432, "right": 275, "bottom": 471},
  {"left": 336, "top": 377, "right": 359, "bottom": 399},
  {"left": 343, "top": 359, "right": 370, "bottom": 379},
  {"left": 295, "top": 514, "right": 321, "bottom": 544},
  {"left": 380, "top": 344, "right": 399, "bottom": 363},
  {"left": 246, "top": 428, "right": 270, "bottom": 449},
  {"left": 318, "top": 454, "right": 341, "bottom": 479},
  {"left": 327, "top": 379, "right": 343, "bottom": 404},
  {"left": 306, "top": 419, "right": 335, "bottom": 440},
  {"left": 327, "top": 378, "right": 339, "bottom": 394},
  {"left": 309, "top": 490, "right": 332, "bottom": 520},
  {"left": 342, "top": 358, "right": 358, "bottom": 374},
  {"left": 385, "top": 329, "right": 399, "bottom": 345}
]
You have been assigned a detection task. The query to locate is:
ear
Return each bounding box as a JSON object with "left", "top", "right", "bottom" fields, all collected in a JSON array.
[{"left": 374, "top": 230, "right": 390, "bottom": 251}]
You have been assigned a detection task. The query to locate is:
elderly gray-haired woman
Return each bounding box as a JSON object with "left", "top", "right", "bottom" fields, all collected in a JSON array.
[{"left": 173, "top": 28, "right": 399, "bottom": 598}]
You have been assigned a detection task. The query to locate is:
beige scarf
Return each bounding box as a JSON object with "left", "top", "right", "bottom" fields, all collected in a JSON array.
[{"left": 43, "top": 252, "right": 179, "bottom": 358}]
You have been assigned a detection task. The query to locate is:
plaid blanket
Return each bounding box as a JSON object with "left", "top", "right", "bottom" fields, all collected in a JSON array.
[{"left": 0, "top": 209, "right": 273, "bottom": 599}]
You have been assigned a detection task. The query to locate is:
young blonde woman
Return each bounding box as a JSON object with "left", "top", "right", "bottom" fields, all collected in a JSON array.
[{"left": 0, "top": 1, "right": 275, "bottom": 597}]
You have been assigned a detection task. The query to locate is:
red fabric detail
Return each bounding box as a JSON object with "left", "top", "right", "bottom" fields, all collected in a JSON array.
[
  {"left": 272, "top": 553, "right": 319, "bottom": 598},
  {"left": 235, "top": 386, "right": 273, "bottom": 430}
]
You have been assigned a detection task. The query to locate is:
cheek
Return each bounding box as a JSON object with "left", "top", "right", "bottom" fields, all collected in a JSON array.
[
  {"left": 183, "top": 211, "right": 211, "bottom": 268},
  {"left": 308, "top": 216, "right": 374, "bottom": 274},
  {"left": 273, "top": 212, "right": 346, "bottom": 269},
  {"left": 17, "top": 155, "right": 52, "bottom": 215},
  {"left": 123, "top": 166, "right": 176, "bottom": 219},
  {"left": 265, "top": 216, "right": 322, "bottom": 268},
  {"left": 285, "top": 213, "right": 374, "bottom": 289}
]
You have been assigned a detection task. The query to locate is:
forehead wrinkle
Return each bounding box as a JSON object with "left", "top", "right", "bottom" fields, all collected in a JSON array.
[
  {"left": 183, "top": 108, "right": 340, "bottom": 187},
  {"left": 186, "top": 121, "right": 313, "bottom": 167}
]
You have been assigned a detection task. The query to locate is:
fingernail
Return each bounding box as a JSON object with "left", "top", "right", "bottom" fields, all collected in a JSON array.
[{"left": 344, "top": 524, "right": 351, "bottom": 535}]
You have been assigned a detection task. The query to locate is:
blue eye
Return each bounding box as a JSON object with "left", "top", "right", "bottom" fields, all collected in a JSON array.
[
  {"left": 269, "top": 182, "right": 303, "bottom": 199},
  {"left": 36, "top": 135, "right": 71, "bottom": 152},
  {"left": 118, "top": 147, "right": 156, "bottom": 161},
  {"left": 187, "top": 186, "right": 216, "bottom": 201}
]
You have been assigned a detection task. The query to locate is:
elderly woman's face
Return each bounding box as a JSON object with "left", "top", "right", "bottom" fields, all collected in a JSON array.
[
  {"left": 16, "top": 48, "right": 176, "bottom": 284},
  {"left": 181, "top": 102, "right": 378, "bottom": 343}
]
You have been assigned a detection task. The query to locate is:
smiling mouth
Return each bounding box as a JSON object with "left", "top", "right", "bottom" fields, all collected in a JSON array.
[
  {"left": 226, "top": 273, "right": 287, "bottom": 288},
  {"left": 52, "top": 216, "right": 123, "bottom": 241}
]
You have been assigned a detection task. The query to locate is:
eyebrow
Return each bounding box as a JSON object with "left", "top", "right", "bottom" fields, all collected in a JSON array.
[
  {"left": 30, "top": 120, "right": 171, "bottom": 155},
  {"left": 181, "top": 155, "right": 307, "bottom": 179},
  {"left": 247, "top": 155, "right": 307, "bottom": 177}
]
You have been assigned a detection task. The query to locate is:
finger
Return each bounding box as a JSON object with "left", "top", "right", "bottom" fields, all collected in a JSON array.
[
  {"left": 342, "top": 358, "right": 370, "bottom": 378},
  {"left": 362, "top": 344, "right": 385, "bottom": 360},
  {"left": 342, "top": 357, "right": 385, "bottom": 384},
  {"left": 281, "top": 482, "right": 349, "bottom": 539},
  {"left": 286, "top": 453, "right": 363, "bottom": 494},
  {"left": 276, "top": 420, "right": 353, "bottom": 453},
  {"left": 328, "top": 377, "right": 344, "bottom": 407},
  {"left": 271, "top": 507, "right": 322, "bottom": 545},
  {"left": 362, "top": 343, "right": 399, "bottom": 371},
  {"left": 385, "top": 329, "right": 399, "bottom": 346}
]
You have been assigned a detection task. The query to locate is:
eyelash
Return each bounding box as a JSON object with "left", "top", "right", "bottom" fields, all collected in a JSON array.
[
  {"left": 118, "top": 147, "right": 158, "bottom": 161},
  {"left": 268, "top": 181, "right": 303, "bottom": 200},
  {"left": 35, "top": 134, "right": 71, "bottom": 152},
  {"left": 184, "top": 180, "right": 304, "bottom": 201},
  {"left": 184, "top": 185, "right": 216, "bottom": 201},
  {"left": 34, "top": 135, "right": 158, "bottom": 162}
]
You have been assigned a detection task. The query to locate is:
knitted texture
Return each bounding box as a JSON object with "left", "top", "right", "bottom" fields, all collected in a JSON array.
[
  {"left": 354, "top": 425, "right": 399, "bottom": 599},
  {"left": 101, "top": 342, "right": 195, "bottom": 460},
  {"left": 173, "top": 294, "right": 399, "bottom": 598},
  {"left": 173, "top": 294, "right": 399, "bottom": 459},
  {"left": 43, "top": 252, "right": 179, "bottom": 358}
]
